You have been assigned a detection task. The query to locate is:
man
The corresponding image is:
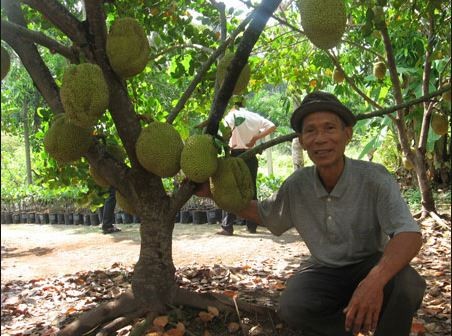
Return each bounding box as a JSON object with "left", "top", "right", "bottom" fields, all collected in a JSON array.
[
  {"left": 218, "top": 96, "right": 276, "bottom": 236},
  {"left": 198, "top": 91, "right": 425, "bottom": 335}
]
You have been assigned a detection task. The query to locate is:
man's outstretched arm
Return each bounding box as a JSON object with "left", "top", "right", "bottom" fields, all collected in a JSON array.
[{"left": 194, "top": 182, "right": 262, "bottom": 225}]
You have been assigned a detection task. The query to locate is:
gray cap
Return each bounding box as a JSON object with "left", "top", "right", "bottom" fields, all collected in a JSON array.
[{"left": 290, "top": 91, "right": 356, "bottom": 132}]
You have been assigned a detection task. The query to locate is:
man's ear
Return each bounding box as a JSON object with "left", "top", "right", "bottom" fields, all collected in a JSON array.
[
  {"left": 345, "top": 127, "right": 353, "bottom": 145},
  {"left": 298, "top": 134, "right": 307, "bottom": 150}
]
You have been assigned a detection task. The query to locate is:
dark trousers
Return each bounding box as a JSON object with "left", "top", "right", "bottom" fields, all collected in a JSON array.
[
  {"left": 221, "top": 149, "right": 258, "bottom": 233},
  {"left": 278, "top": 253, "right": 426, "bottom": 336},
  {"left": 102, "top": 187, "right": 116, "bottom": 229}
]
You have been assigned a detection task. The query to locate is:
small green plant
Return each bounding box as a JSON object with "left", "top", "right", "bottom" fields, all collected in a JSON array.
[
  {"left": 257, "top": 173, "right": 284, "bottom": 200},
  {"left": 402, "top": 187, "right": 422, "bottom": 213}
]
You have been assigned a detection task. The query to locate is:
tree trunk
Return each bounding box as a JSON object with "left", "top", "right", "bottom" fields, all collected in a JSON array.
[
  {"left": 414, "top": 151, "right": 436, "bottom": 213},
  {"left": 131, "top": 211, "right": 177, "bottom": 310},
  {"left": 291, "top": 137, "right": 304, "bottom": 171},
  {"left": 266, "top": 145, "right": 273, "bottom": 175}
]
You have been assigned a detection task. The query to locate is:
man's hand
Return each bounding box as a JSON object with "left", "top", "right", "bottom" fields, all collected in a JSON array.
[
  {"left": 245, "top": 136, "right": 257, "bottom": 148},
  {"left": 343, "top": 276, "right": 384, "bottom": 334}
]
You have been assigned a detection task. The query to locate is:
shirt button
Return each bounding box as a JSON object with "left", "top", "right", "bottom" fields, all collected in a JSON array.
[
  {"left": 327, "top": 198, "right": 331, "bottom": 202},
  {"left": 327, "top": 216, "right": 332, "bottom": 220}
]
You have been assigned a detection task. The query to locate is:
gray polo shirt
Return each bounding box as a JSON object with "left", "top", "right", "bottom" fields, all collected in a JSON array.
[{"left": 258, "top": 157, "right": 420, "bottom": 268}]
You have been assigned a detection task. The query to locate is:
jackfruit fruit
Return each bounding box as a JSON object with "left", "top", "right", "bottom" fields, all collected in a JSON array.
[
  {"left": 89, "top": 165, "right": 109, "bottom": 188},
  {"left": 44, "top": 114, "right": 93, "bottom": 163},
  {"left": 402, "top": 157, "right": 414, "bottom": 170},
  {"left": 431, "top": 112, "right": 448, "bottom": 136},
  {"left": 442, "top": 85, "right": 451, "bottom": 102},
  {"left": 216, "top": 52, "right": 251, "bottom": 95},
  {"left": 1, "top": 46, "right": 10, "bottom": 81},
  {"left": 373, "top": 62, "right": 386, "bottom": 80},
  {"left": 136, "top": 122, "right": 183, "bottom": 177},
  {"left": 298, "top": 0, "right": 346, "bottom": 50},
  {"left": 106, "top": 17, "right": 150, "bottom": 78},
  {"left": 181, "top": 134, "right": 218, "bottom": 183},
  {"left": 60, "top": 63, "right": 109, "bottom": 128},
  {"left": 116, "top": 191, "right": 136, "bottom": 215},
  {"left": 372, "top": 6, "right": 385, "bottom": 28},
  {"left": 333, "top": 68, "right": 345, "bottom": 83},
  {"left": 210, "top": 157, "right": 253, "bottom": 213},
  {"left": 443, "top": 90, "right": 451, "bottom": 102}
]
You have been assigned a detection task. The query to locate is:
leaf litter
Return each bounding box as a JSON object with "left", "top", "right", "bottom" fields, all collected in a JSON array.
[{"left": 1, "top": 214, "right": 450, "bottom": 336}]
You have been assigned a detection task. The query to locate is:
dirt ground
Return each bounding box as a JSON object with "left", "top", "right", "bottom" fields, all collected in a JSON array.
[{"left": 1, "top": 223, "right": 309, "bottom": 283}]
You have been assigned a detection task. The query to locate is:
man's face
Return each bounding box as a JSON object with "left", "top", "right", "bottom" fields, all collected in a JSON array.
[{"left": 298, "top": 111, "right": 352, "bottom": 169}]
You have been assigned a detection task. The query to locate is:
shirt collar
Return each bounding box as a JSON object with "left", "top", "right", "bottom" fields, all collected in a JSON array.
[{"left": 313, "top": 156, "right": 351, "bottom": 198}]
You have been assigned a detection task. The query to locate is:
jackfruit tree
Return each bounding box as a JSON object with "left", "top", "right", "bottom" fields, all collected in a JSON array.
[{"left": 1, "top": 0, "right": 283, "bottom": 333}]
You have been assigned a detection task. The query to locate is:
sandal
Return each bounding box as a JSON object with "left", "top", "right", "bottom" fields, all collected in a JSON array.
[{"left": 102, "top": 226, "right": 122, "bottom": 234}]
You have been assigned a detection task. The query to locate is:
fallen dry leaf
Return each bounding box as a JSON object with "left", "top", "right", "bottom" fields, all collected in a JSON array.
[
  {"left": 207, "top": 306, "right": 219, "bottom": 317},
  {"left": 227, "top": 322, "right": 240, "bottom": 333},
  {"left": 198, "top": 311, "right": 214, "bottom": 322},
  {"left": 153, "top": 315, "right": 169, "bottom": 328}
]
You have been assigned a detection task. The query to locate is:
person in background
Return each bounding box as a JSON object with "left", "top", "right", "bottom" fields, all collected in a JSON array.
[
  {"left": 217, "top": 96, "right": 277, "bottom": 236},
  {"left": 101, "top": 187, "right": 121, "bottom": 234},
  {"left": 198, "top": 91, "right": 425, "bottom": 335}
]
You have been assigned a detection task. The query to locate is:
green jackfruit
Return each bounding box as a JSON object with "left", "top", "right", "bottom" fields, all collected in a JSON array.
[
  {"left": 106, "top": 17, "right": 150, "bottom": 78},
  {"left": 373, "top": 62, "right": 386, "bottom": 80},
  {"left": 116, "top": 191, "right": 136, "bottom": 215},
  {"left": 44, "top": 114, "right": 92, "bottom": 163},
  {"left": 181, "top": 134, "right": 218, "bottom": 183},
  {"left": 89, "top": 165, "right": 109, "bottom": 188},
  {"left": 298, "top": 0, "right": 346, "bottom": 50},
  {"left": 402, "top": 157, "right": 414, "bottom": 170},
  {"left": 136, "top": 122, "right": 183, "bottom": 177},
  {"left": 441, "top": 84, "right": 451, "bottom": 102},
  {"left": 1, "top": 46, "right": 10, "bottom": 81},
  {"left": 431, "top": 112, "right": 448, "bottom": 136},
  {"left": 60, "top": 63, "right": 109, "bottom": 128},
  {"left": 333, "top": 68, "right": 345, "bottom": 83},
  {"left": 210, "top": 157, "right": 253, "bottom": 213},
  {"left": 216, "top": 52, "right": 251, "bottom": 95}
]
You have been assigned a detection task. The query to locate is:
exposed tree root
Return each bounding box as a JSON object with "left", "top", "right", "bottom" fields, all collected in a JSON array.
[
  {"left": 429, "top": 211, "right": 450, "bottom": 229},
  {"left": 128, "top": 311, "right": 159, "bottom": 336},
  {"left": 173, "top": 287, "right": 277, "bottom": 318},
  {"left": 57, "top": 291, "right": 144, "bottom": 336},
  {"left": 413, "top": 210, "right": 423, "bottom": 219},
  {"left": 414, "top": 209, "right": 449, "bottom": 230},
  {"left": 58, "top": 287, "right": 277, "bottom": 335},
  {"left": 94, "top": 309, "right": 148, "bottom": 336}
]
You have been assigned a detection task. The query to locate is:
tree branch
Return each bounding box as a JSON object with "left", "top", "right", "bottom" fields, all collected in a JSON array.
[
  {"left": 239, "top": 0, "right": 386, "bottom": 61},
  {"left": 205, "top": 0, "right": 283, "bottom": 136},
  {"left": 418, "top": 12, "right": 436, "bottom": 153},
  {"left": 166, "top": 9, "right": 255, "bottom": 124},
  {"left": 356, "top": 86, "right": 450, "bottom": 120},
  {"left": 327, "top": 50, "right": 382, "bottom": 110},
  {"left": 19, "top": 0, "right": 90, "bottom": 51},
  {"left": 1, "top": 19, "right": 77, "bottom": 62},
  {"left": 378, "top": 16, "right": 412, "bottom": 158},
  {"left": 83, "top": 0, "right": 109, "bottom": 65},
  {"left": 152, "top": 43, "right": 214, "bottom": 59},
  {"left": 1, "top": 0, "right": 64, "bottom": 114},
  {"left": 240, "top": 86, "right": 451, "bottom": 158}
]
